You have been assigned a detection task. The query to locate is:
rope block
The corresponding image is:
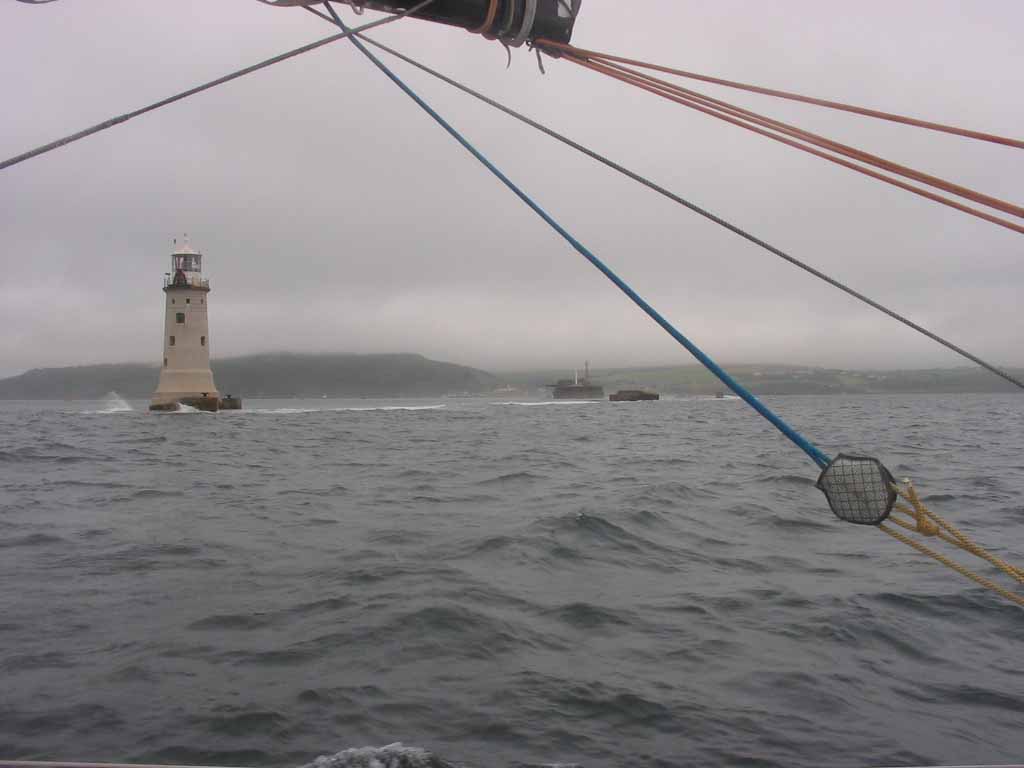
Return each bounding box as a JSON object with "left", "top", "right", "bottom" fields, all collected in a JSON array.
[{"left": 816, "top": 454, "right": 896, "bottom": 525}]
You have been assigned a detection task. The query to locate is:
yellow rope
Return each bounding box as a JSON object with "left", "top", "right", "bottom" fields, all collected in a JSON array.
[
  {"left": 893, "top": 482, "right": 1024, "bottom": 582},
  {"left": 879, "top": 480, "right": 1024, "bottom": 607},
  {"left": 879, "top": 523, "right": 1024, "bottom": 608}
]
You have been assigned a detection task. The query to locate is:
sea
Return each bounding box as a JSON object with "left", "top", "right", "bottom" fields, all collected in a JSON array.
[{"left": 1, "top": 393, "right": 1022, "bottom": 768}]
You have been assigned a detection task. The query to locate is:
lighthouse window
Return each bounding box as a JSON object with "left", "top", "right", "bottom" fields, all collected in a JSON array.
[
  {"left": 176, "top": 312, "right": 185, "bottom": 324},
  {"left": 171, "top": 299, "right": 175, "bottom": 304},
  {"left": 201, "top": 336, "right": 206, "bottom": 347},
  {"left": 169, "top": 336, "right": 175, "bottom": 346},
  {"left": 163, "top": 357, "right": 168, "bottom": 367},
  {"left": 186, "top": 298, "right": 191, "bottom": 304}
]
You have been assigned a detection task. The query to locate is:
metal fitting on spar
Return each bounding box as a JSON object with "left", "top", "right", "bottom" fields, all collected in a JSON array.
[{"left": 261, "top": 0, "right": 583, "bottom": 47}]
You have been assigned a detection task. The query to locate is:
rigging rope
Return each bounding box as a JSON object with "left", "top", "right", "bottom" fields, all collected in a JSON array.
[
  {"left": 319, "top": 4, "right": 1023, "bottom": 607},
  {"left": 319, "top": 1, "right": 832, "bottom": 469},
  {"left": 11, "top": 0, "right": 1023, "bottom": 603},
  {"left": 880, "top": 481, "right": 1024, "bottom": 608},
  {"left": 7, "top": 2, "right": 1021, "bottom": 388},
  {"left": 0, "top": 0, "right": 434, "bottom": 173},
  {"left": 579, "top": 56, "right": 1024, "bottom": 220},
  {"left": 557, "top": 53, "right": 1024, "bottom": 236},
  {"left": 536, "top": 40, "right": 1024, "bottom": 151},
  {"left": 343, "top": 30, "right": 1024, "bottom": 392}
]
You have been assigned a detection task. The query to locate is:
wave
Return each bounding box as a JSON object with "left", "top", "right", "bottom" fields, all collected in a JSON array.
[
  {"left": 102, "top": 391, "right": 133, "bottom": 412},
  {"left": 277, "top": 485, "right": 350, "bottom": 497},
  {"left": 0, "top": 445, "right": 108, "bottom": 463},
  {"left": 474, "top": 471, "right": 546, "bottom": 487},
  {"left": 188, "top": 613, "right": 275, "bottom": 631},
  {"left": 205, "top": 710, "right": 288, "bottom": 738},
  {"left": 756, "top": 473, "right": 817, "bottom": 487},
  {"left": 145, "top": 402, "right": 202, "bottom": 414},
  {"left": 108, "top": 488, "right": 185, "bottom": 500},
  {"left": 0, "top": 651, "right": 75, "bottom": 673},
  {"left": 245, "top": 405, "right": 447, "bottom": 414},
  {"left": 528, "top": 511, "right": 685, "bottom": 568},
  {"left": 495, "top": 400, "right": 597, "bottom": 407},
  {"left": 0, "top": 532, "right": 65, "bottom": 549},
  {"left": 544, "top": 601, "right": 635, "bottom": 630},
  {"left": 5, "top": 392, "right": 1023, "bottom": 767},
  {"left": 348, "top": 405, "right": 446, "bottom": 412},
  {"left": 302, "top": 744, "right": 449, "bottom": 768},
  {"left": 81, "top": 391, "right": 136, "bottom": 414}
]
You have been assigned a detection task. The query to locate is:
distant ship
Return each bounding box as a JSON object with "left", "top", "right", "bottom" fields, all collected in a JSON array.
[
  {"left": 610, "top": 389, "right": 659, "bottom": 401},
  {"left": 547, "top": 361, "right": 604, "bottom": 400}
]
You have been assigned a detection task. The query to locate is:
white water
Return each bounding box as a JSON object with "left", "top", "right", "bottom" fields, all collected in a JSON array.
[
  {"left": 302, "top": 744, "right": 439, "bottom": 768},
  {"left": 246, "top": 405, "right": 448, "bottom": 415},
  {"left": 495, "top": 400, "right": 598, "bottom": 407},
  {"left": 84, "top": 392, "right": 134, "bottom": 414}
]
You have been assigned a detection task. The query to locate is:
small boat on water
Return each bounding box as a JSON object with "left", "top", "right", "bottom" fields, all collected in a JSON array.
[{"left": 609, "top": 389, "right": 659, "bottom": 401}]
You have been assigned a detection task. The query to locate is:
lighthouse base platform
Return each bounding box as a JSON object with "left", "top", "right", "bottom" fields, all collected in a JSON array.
[{"left": 149, "top": 395, "right": 242, "bottom": 412}]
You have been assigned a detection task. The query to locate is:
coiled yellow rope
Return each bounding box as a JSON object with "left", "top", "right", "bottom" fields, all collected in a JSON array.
[{"left": 879, "top": 481, "right": 1024, "bottom": 608}]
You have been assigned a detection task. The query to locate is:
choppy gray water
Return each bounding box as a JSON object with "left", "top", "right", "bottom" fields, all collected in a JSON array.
[{"left": 1, "top": 393, "right": 1022, "bottom": 768}]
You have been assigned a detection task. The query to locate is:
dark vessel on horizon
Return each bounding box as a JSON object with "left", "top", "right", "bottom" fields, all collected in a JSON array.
[
  {"left": 547, "top": 361, "right": 604, "bottom": 400},
  {"left": 610, "top": 389, "right": 659, "bottom": 401}
]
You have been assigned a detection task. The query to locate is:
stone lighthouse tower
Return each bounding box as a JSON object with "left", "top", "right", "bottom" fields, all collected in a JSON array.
[{"left": 150, "top": 239, "right": 236, "bottom": 411}]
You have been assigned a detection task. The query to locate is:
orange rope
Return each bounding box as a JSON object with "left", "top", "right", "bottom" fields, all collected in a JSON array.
[
  {"left": 537, "top": 39, "right": 1024, "bottom": 151},
  {"left": 469, "top": 0, "right": 498, "bottom": 35},
  {"left": 588, "top": 57, "right": 1024, "bottom": 220},
  {"left": 562, "top": 54, "right": 1024, "bottom": 236}
]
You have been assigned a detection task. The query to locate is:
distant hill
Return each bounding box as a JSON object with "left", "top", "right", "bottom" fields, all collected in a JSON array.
[
  {"left": 0, "top": 353, "right": 499, "bottom": 400},
  {"left": 502, "top": 364, "right": 1024, "bottom": 396},
  {"left": 3, "top": 357, "right": 1021, "bottom": 400}
]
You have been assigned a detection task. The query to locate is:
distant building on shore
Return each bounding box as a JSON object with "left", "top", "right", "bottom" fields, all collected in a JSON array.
[{"left": 150, "top": 239, "right": 240, "bottom": 412}]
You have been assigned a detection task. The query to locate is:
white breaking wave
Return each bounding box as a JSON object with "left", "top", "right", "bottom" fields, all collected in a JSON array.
[
  {"left": 246, "top": 405, "right": 447, "bottom": 414},
  {"left": 301, "top": 743, "right": 443, "bottom": 768},
  {"left": 495, "top": 400, "right": 598, "bottom": 407},
  {"left": 83, "top": 391, "right": 134, "bottom": 414},
  {"left": 101, "top": 392, "right": 133, "bottom": 412},
  {"left": 345, "top": 405, "right": 446, "bottom": 412},
  {"left": 175, "top": 402, "right": 200, "bottom": 413}
]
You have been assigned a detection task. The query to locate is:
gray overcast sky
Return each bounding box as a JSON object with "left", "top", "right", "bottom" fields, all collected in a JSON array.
[{"left": 1, "top": 1, "right": 1022, "bottom": 378}]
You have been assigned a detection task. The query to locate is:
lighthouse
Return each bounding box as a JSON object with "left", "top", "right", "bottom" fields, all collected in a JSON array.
[{"left": 150, "top": 239, "right": 238, "bottom": 411}]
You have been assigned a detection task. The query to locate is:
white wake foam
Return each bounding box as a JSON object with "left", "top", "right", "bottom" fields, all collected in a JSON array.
[
  {"left": 301, "top": 743, "right": 442, "bottom": 768},
  {"left": 246, "top": 405, "right": 447, "bottom": 415},
  {"left": 495, "top": 400, "right": 598, "bottom": 407}
]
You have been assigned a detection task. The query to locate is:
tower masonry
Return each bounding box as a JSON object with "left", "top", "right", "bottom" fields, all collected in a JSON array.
[{"left": 150, "top": 240, "right": 240, "bottom": 411}]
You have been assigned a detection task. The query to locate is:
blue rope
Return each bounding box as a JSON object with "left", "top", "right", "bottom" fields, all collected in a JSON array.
[{"left": 323, "top": 3, "right": 832, "bottom": 470}]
